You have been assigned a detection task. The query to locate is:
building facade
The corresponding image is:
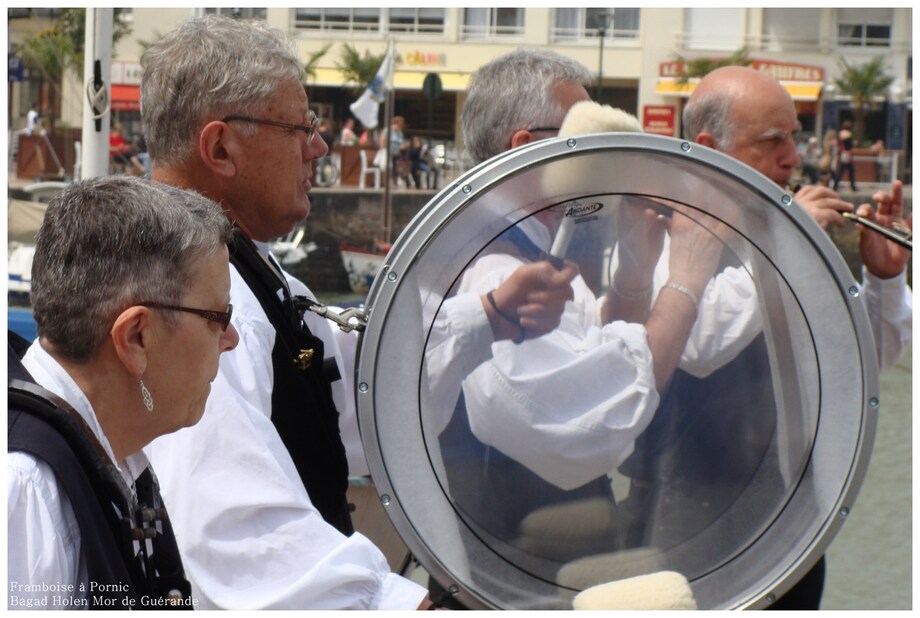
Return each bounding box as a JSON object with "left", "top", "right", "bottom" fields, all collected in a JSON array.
[{"left": 8, "top": 7, "right": 913, "bottom": 164}]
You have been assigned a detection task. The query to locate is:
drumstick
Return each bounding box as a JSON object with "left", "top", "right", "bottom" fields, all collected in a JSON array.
[{"left": 546, "top": 101, "right": 643, "bottom": 266}]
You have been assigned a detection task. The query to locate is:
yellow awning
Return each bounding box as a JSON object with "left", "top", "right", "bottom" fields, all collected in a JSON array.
[
  {"left": 655, "top": 79, "right": 823, "bottom": 102},
  {"left": 783, "top": 83, "right": 823, "bottom": 101},
  {"left": 654, "top": 80, "right": 698, "bottom": 97},
  {"left": 311, "top": 67, "right": 469, "bottom": 91}
]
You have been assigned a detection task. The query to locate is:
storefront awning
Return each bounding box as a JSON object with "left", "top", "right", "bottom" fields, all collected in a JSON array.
[
  {"left": 654, "top": 80, "right": 697, "bottom": 97},
  {"left": 111, "top": 84, "right": 140, "bottom": 111},
  {"left": 311, "top": 67, "right": 469, "bottom": 91},
  {"left": 782, "top": 83, "right": 823, "bottom": 101},
  {"left": 655, "top": 79, "right": 823, "bottom": 102}
]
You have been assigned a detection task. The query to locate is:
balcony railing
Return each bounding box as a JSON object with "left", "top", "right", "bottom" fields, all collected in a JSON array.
[
  {"left": 552, "top": 26, "right": 640, "bottom": 43},
  {"left": 385, "top": 21, "right": 446, "bottom": 35},
  {"left": 293, "top": 18, "right": 381, "bottom": 33},
  {"left": 460, "top": 24, "right": 526, "bottom": 40},
  {"left": 675, "top": 32, "right": 906, "bottom": 53},
  {"left": 836, "top": 34, "right": 892, "bottom": 48}
]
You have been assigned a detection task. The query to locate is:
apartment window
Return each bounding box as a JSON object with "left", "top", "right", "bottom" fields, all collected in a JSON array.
[
  {"left": 837, "top": 24, "right": 891, "bottom": 47},
  {"left": 462, "top": 8, "right": 525, "bottom": 40},
  {"left": 388, "top": 8, "right": 445, "bottom": 34},
  {"left": 553, "top": 8, "right": 640, "bottom": 41},
  {"left": 294, "top": 8, "right": 381, "bottom": 32},
  {"left": 8, "top": 8, "right": 62, "bottom": 19},
  {"left": 837, "top": 8, "right": 892, "bottom": 47},
  {"left": 204, "top": 8, "right": 266, "bottom": 20},
  {"left": 682, "top": 8, "right": 745, "bottom": 51},
  {"left": 761, "top": 9, "right": 820, "bottom": 50}
]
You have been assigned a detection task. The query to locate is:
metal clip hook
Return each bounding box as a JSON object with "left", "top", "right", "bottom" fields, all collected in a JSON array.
[{"left": 293, "top": 296, "right": 368, "bottom": 333}]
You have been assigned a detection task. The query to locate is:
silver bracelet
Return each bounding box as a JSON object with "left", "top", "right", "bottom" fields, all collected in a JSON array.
[
  {"left": 611, "top": 281, "right": 653, "bottom": 300},
  {"left": 663, "top": 282, "right": 700, "bottom": 309}
]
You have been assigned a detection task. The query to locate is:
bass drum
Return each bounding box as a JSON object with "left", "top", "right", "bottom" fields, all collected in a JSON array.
[{"left": 354, "top": 133, "right": 878, "bottom": 609}]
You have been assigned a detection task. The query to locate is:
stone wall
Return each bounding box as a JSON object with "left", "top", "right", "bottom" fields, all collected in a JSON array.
[{"left": 285, "top": 189, "right": 436, "bottom": 295}]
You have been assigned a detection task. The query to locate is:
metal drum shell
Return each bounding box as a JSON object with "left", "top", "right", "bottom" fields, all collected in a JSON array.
[{"left": 354, "top": 133, "right": 879, "bottom": 610}]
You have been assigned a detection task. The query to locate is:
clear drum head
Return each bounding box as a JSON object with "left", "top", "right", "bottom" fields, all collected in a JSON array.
[{"left": 355, "top": 133, "right": 878, "bottom": 609}]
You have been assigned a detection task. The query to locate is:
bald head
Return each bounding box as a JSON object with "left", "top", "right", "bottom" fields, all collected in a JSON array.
[
  {"left": 694, "top": 66, "right": 790, "bottom": 101},
  {"left": 684, "top": 66, "right": 792, "bottom": 147},
  {"left": 683, "top": 66, "right": 801, "bottom": 187}
]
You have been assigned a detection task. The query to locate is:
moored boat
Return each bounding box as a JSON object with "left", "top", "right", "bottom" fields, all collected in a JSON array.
[{"left": 339, "top": 241, "right": 390, "bottom": 293}]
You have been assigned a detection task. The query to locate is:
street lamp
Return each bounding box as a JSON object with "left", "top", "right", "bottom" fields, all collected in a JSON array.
[{"left": 594, "top": 10, "right": 615, "bottom": 101}]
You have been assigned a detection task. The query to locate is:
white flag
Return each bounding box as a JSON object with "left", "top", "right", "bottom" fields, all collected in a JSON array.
[{"left": 349, "top": 50, "right": 393, "bottom": 130}]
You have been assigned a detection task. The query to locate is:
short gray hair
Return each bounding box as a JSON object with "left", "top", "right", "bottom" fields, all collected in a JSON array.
[
  {"left": 141, "top": 14, "right": 304, "bottom": 165},
  {"left": 681, "top": 90, "right": 737, "bottom": 150},
  {"left": 461, "top": 49, "right": 594, "bottom": 164},
  {"left": 31, "top": 176, "right": 232, "bottom": 363}
]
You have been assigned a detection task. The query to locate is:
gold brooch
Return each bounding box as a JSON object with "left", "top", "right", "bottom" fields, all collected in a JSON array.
[{"left": 294, "top": 349, "right": 314, "bottom": 370}]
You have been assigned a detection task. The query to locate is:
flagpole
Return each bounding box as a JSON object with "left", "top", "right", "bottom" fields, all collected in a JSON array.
[
  {"left": 382, "top": 36, "right": 395, "bottom": 245},
  {"left": 81, "top": 8, "right": 113, "bottom": 179}
]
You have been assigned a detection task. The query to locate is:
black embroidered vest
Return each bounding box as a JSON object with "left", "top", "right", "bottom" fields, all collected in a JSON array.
[
  {"left": 7, "top": 333, "right": 193, "bottom": 610},
  {"left": 229, "top": 232, "right": 353, "bottom": 534}
]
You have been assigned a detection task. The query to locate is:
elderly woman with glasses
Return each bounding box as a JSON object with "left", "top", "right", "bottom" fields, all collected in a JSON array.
[{"left": 8, "top": 176, "right": 239, "bottom": 609}]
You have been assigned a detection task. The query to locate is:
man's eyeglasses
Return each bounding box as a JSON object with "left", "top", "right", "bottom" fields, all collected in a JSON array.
[
  {"left": 526, "top": 126, "right": 560, "bottom": 134},
  {"left": 222, "top": 111, "right": 319, "bottom": 144},
  {"left": 140, "top": 303, "right": 234, "bottom": 331}
]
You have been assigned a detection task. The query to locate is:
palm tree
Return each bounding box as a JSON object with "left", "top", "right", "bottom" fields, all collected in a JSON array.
[
  {"left": 674, "top": 46, "right": 752, "bottom": 83},
  {"left": 16, "top": 9, "right": 132, "bottom": 131},
  {"left": 17, "top": 29, "right": 74, "bottom": 131},
  {"left": 335, "top": 43, "right": 388, "bottom": 95},
  {"left": 58, "top": 8, "right": 133, "bottom": 71},
  {"left": 834, "top": 56, "right": 893, "bottom": 146},
  {"left": 304, "top": 43, "right": 332, "bottom": 83}
]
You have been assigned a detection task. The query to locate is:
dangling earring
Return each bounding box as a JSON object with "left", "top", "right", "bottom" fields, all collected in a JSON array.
[{"left": 140, "top": 379, "right": 154, "bottom": 412}]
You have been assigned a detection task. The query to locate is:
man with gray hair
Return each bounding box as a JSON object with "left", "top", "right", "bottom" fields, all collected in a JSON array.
[
  {"left": 426, "top": 50, "right": 731, "bottom": 609},
  {"left": 139, "top": 15, "right": 577, "bottom": 610},
  {"left": 139, "top": 15, "right": 431, "bottom": 609},
  {"left": 454, "top": 49, "right": 722, "bottom": 494},
  {"left": 461, "top": 49, "right": 597, "bottom": 164}
]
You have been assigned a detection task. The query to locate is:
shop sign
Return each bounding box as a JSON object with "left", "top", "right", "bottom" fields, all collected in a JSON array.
[
  {"left": 402, "top": 50, "right": 446, "bottom": 66},
  {"left": 659, "top": 59, "right": 823, "bottom": 82},
  {"left": 659, "top": 61, "right": 684, "bottom": 78},
  {"left": 111, "top": 62, "right": 143, "bottom": 86},
  {"left": 752, "top": 60, "right": 823, "bottom": 83},
  {"left": 9, "top": 54, "right": 25, "bottom": 82},
  {"left": 643, "top": 105, "right": 676, "bottom": 137}
]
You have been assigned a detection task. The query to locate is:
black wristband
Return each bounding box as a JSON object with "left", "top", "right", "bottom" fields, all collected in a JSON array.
[{"left": 486, "top": 290, "right": 526, "bottom": 344}]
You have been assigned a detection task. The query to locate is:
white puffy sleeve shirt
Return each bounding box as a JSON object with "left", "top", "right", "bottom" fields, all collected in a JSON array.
[
  {"left": 861, "top": 267, "right": 912, "bottom": 372},
  {"left": 9, "top": 343, "right": 148, "bottom": 610},
  {"left": 423, "top": 292, "right": 495, "bottom": 435},
  {"left": 144, "top": 254, "right": 426, "bottom": 610},
  {"left": 612, "top": 239, "right": 912, "bottom": 376},
  {"left": 454, "top": 248, "right": 659, "bottom": 492}
]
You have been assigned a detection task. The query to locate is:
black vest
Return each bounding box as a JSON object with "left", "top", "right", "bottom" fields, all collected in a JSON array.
[
  {"left": 7, "top": 333, "right": 193, "bottom": 610},
  {"left": 229, "top": 232, "right": 353, "bottom": 535},
  {"left": 617, "top": 333, "right": 779, "bottom": 549}
]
